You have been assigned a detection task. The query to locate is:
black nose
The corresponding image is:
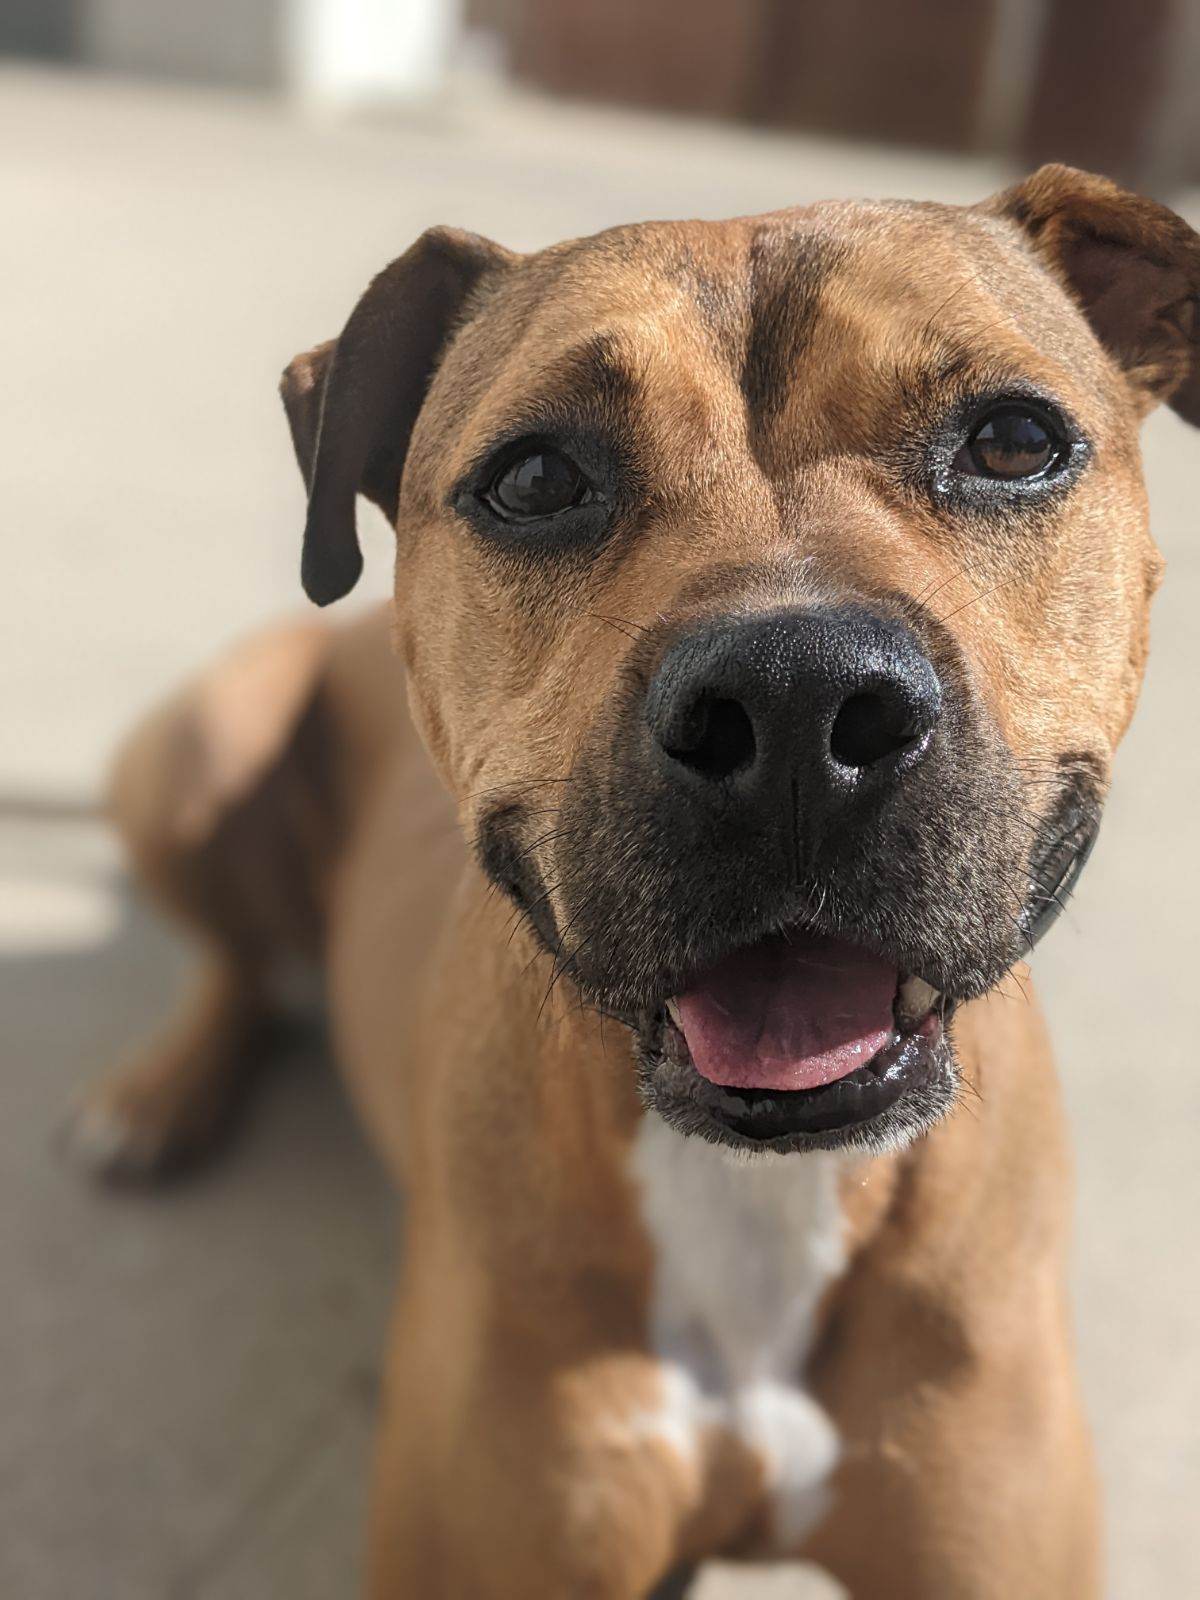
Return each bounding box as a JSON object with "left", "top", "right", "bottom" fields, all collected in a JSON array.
[{"left": 645, "top": 607, "right": 941, "bottom": 821}]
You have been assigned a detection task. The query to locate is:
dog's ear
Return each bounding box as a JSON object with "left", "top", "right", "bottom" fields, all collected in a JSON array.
[
  {"left": 988, "top": 164, "right": 1200, "bottom": 426},
  {"left": 280, "top": 227, "right": 512, "bottom": 606},
  {"left": 279, "top": 338, "right": 336, "bottom": 490}
]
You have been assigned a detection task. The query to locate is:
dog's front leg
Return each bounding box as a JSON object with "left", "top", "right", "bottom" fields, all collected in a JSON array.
[
  {"left": 365, "top": 1294, "right": 704, "bottom": 1600},
  {"left": 803, "top": 1331, "right": 1100, "bottom": 1600},
  {"left": 801, "top": 1168, "right": 1101, "bottom": 1597}
]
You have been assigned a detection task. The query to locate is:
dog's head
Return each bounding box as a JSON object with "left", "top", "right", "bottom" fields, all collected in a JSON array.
[{"left": 283, "top": 167, "right": 1198, "bottom": 1154}]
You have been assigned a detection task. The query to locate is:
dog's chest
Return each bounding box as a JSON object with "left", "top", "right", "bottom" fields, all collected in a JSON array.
[{"left": 629, "top": 1120, "right": 845, "bottom": 1548}]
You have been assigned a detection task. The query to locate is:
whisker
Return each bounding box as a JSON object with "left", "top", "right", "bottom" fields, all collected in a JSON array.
[{"left": 936, "top": 575, "right": 1018, "bottom": 626}]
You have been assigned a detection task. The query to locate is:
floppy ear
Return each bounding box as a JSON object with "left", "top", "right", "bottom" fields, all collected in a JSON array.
[
  {"left": 988, "top": 164, "right": 1200, "bottom": 426},
  {"left": 280, "top": 226, "right": 512, "bottom": 606}
]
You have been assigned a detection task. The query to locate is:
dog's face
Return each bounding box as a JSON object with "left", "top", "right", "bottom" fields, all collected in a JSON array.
[{"left": 284, "top": 167, "right": 1198, "bottom": 1154}]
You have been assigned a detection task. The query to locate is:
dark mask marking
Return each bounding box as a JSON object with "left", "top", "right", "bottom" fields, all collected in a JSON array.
[
  {"left": 475, "top": 804, "right": 560, "bottom": 954},
  {"left": 740, "top": 227, "right": 843, "bottom": 470}
]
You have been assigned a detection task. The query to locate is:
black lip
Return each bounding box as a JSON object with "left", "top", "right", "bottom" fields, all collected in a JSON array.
[
  {"left": 1021, "top": 808, "right": 1100, "bottom": 953},
  {"left": 636, "top": 1008, "right": 958, "bottom": 1154}
]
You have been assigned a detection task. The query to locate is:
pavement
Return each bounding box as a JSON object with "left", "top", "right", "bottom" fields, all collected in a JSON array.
[{"left": 3, "top": 64, "right": 1198, "bottom": 1599}]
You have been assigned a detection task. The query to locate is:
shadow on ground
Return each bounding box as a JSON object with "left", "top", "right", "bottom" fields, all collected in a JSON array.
[{"left": 1, "top": 865, "right": 396, "bottom": 1600}]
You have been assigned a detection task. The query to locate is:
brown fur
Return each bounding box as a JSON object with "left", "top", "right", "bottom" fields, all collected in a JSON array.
[{"left": 73, "top": 167, "right": 1200, "bottom": 1594}]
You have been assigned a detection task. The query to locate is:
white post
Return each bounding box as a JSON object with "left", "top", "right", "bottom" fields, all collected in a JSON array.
[{"left": 286, "top": 0, "right": 461, "bottom": 107}]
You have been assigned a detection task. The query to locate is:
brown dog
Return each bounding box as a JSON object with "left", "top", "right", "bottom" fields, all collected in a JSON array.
[{"left": 71, "top": 165, "right": 1198, "bottom": 1597}]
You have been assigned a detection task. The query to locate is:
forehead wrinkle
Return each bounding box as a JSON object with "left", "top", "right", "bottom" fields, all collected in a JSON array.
[
  {"left": 443, "top": 326, "right": 651, "bottom": 474},
  {"left": 455, "top": 294, "right": 746, "bottom": 489},
  {"left": 837, "top": 209, "right": 1118, "bottom": 402},
  {"left": 524, "top": 329, "right": 645, "bottom": 418},
  {"left": 899, "top": 342, "right": 1086, "bottom": 421},
  {"left": 889, "top": 310, "right": 1106, "bottom": 429},
  {"left": 756, "top": 245, "right": 1105, "bottom": 468}
]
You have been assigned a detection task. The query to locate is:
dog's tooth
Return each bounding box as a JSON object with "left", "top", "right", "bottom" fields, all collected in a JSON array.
[
  {"left": 897, "top": 975, "right": 939, "bottom": 1021},
  {"left": 665, "top": 999, "right": 682, "bottom": 1028}
]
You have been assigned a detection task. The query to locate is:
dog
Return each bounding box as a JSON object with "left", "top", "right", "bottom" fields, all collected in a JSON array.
[{"left": 69, "top": 164, "right": 1198, "bottom": 1597}]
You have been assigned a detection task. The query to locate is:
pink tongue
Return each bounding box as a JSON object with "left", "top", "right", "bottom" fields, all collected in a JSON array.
[{"left": 674, "top": 933, "right": 898, "bottom": 1092}]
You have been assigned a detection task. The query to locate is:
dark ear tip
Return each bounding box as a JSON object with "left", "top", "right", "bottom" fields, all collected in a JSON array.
[{"left": 301, "top": 537, "right": 363, "bottom": 606}]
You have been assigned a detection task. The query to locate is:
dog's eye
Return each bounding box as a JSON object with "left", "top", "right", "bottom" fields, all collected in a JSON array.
[
  {"left": 956, "top": 406, "right": 1064, "bottom": 480},
  {"left": 484, "top": 450, "right": 590, "bottom": 521}
]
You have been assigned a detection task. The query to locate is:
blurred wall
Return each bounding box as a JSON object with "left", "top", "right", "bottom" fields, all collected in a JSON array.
[
  {"left": 495, "top": 0, "right": 1200, "bottom": 188},
  {"left": 3, "top": 0, "right": 1198, "bottom": 186},
  {"left": 0, "top": 0, "right": 79, "bottom": 59},
  {"left": 83, "top": 0, "right": 282, "bottom": 89}
]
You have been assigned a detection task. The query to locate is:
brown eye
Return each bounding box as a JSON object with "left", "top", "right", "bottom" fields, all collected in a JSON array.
[
  {"left": 959, "top": 407, "right": 1062, "bottom": 480},
  {"left": 485, "top": 450, "right": 589, "bottom": 520}
]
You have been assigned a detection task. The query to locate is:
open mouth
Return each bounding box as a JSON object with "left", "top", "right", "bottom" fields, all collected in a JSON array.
[{"left": 636, "top": 930, "right": 958, "bottom": 1153}]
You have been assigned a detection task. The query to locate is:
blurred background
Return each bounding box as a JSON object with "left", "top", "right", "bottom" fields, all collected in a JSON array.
[{"left": 3, "top": 3, "right": 1198, "bottom": 1596}]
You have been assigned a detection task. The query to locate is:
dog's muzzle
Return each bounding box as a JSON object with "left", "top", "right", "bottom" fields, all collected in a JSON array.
[{"left": 496, "top": 602, "right": 1100, "bottom": 1153}]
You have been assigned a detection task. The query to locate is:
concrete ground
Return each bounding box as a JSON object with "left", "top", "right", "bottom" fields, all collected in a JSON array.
[{"left": 3, "top": 64, "right": 1198, "bottom": 1599}]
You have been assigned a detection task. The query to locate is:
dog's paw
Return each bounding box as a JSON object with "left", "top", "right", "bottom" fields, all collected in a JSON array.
[
  {"left": 59, "top": 1094, "right": 165, "bottom": 1182},
  {"left": 59, "top": 1066, "right": 227, "bottom": 1185},
  {"left": 60, "top": 1086, "right": 190, "bottom": 1183}
]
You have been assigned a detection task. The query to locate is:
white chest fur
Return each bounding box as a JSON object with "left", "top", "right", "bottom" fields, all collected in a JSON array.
[{"left": 629, "top": 1118, "right": 846, "bottom": 1549}]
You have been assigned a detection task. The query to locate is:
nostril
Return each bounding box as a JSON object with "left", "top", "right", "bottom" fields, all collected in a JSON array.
[
  {"left": 829, "top": 692, "right": 923, "bottom": 770},
  {"left": 664, "top": 696, "right": 757, "bottom": 780}
]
